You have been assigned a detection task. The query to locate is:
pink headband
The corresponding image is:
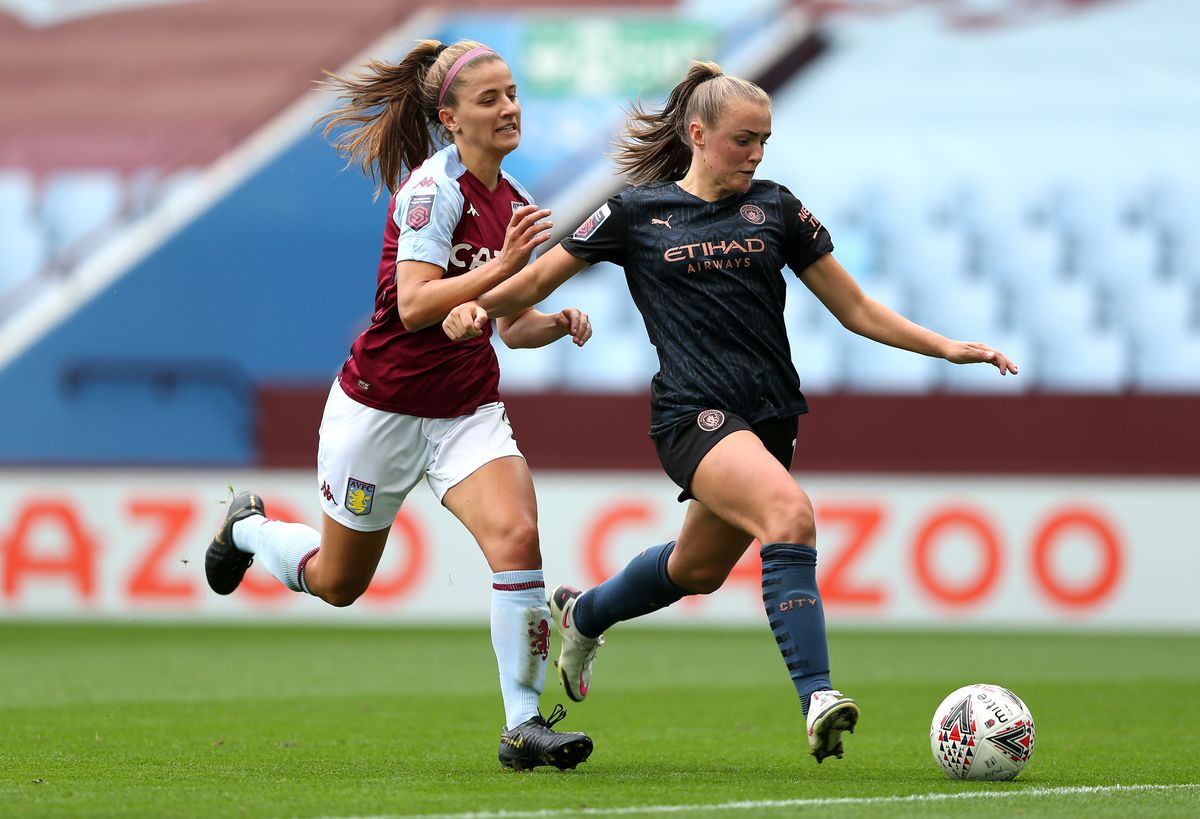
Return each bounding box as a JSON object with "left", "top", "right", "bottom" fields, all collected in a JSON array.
[{"left": 437, "top": 47, "right": 497, "bottom": 108}]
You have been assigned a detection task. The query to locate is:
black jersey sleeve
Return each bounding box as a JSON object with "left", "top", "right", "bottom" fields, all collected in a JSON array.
[
  {"left": 779, "top": 186, "right": 834, "bottom": 276},
  {"left": 559, "top": 193, "right": 627, "bottom": 266}
]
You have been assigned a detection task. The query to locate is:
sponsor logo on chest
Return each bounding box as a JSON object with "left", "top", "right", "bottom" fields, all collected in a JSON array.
[
  {"left": 450, "top": 197, "right": 507, "bottom": 270},
  {"left": 663, "top": 237, "right": 766, "bottom": 274},
  {"left": 449, "top": 242, "right": 500, "bottom": 270}
]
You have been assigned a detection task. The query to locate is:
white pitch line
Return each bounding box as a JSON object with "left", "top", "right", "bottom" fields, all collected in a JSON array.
[{"left": 326, "top": 783, "right": 1200, "bottom": 819}]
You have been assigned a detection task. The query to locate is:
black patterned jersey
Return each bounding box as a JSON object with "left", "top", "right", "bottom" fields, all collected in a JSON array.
[{"left": 559, "top": 179, "right": 834, "bottom": 435}]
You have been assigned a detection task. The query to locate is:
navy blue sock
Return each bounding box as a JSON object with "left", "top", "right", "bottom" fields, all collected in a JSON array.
[
  {"left": 572, "top": 541, "right": 689, "bottom": 638},
  {"left": 761, "top": 542, "right": 831, "bottom": 715}
]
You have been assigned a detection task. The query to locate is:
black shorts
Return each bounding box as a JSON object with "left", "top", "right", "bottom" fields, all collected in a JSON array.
[{"left": 651, "top": 410, "right": 799, "bottom": 502}]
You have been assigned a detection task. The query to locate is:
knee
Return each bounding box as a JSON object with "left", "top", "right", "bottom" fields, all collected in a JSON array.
[
  {"left": 761, "top": 493, "right": 816, "bottom": 546},
  {"left": 667, "top": 552, "right": 727, "bottom": 595},
  {"left": 485, "top": 517, "right": 542, "bottom": 570},
  {"left": 676, "top": 567, "right": 725, "bottom": 595},
  {"left": 318, "top": 580, "right": 369, "bottom": 608}
]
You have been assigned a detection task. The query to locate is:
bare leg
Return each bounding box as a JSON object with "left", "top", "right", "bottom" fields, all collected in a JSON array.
[
  {"left": 298, "top": 515, "right": 390, "bottom": 607},
  {"left": 442, "top": 455, "right": 549, "bottom": 730}
]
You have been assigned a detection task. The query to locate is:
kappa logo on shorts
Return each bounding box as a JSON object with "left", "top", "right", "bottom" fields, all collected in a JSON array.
[
  {"left": 345, "top": 478, "right": 375, "bottom": 516},
  {"left": 572, "top": 203, "right": 611, "bottom": 241},
  {"left": 697, "top": 409, "right": 726, "bottom": 432},
  {"left": 740, "top": 203, "right": 766, "bottom": 224},
  {"left": 404, "top": 193, "right": 436, "bottom": 230}
]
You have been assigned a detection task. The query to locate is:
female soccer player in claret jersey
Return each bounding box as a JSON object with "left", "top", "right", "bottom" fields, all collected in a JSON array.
[
  {"left": 203, "top": 39, "right": 595, "bottom": 771},
  {"left": 443, "top": 60, "right": 1018, "bottom": 765}
]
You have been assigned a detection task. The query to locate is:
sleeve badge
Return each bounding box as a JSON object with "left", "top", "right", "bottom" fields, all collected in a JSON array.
[
  {"left": 572, "top": 203, "right": 611, "bottom": 241},
  {"left": 404, "top": 194, "right": 436, "bottom": 231}
]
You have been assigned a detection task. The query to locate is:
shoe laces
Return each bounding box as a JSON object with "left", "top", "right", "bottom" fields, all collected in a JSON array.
[
  {"left": 543, "top": 703, "right": 568, "bottom": 729},
  {"left": 583, "top": 634, "right": 605, "bottom": 665}
]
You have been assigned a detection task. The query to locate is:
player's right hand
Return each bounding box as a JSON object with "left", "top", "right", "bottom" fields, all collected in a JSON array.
[
  {"left": 443, "top": 302, "right": 489, "bottom": 341},
  {"left": 944, "top": 341, "right": 1019, "bottom": 375},
  {"left": 499, "top": 205, "right": 552, "bottom": 273}
]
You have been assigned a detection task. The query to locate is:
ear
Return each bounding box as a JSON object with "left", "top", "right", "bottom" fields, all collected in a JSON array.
[
  {"left": 688, "top": 120, "right": 705, "bottom": 149},
  {"left": 438, "top": 107, "right": 457, "bottom": 133}
]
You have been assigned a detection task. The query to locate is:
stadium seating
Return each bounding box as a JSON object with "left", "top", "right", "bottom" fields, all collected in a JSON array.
[
  {"left": 38, "top": 170, "right": 125, "bottom": 258},
  {"left": 1, "top": 0, "right": 1197, "bottom": 472}
]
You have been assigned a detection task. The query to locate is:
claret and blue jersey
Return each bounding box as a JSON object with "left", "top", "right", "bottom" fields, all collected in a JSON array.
[
  {"left": 560, "top": 179, "right": 835, "bottom": 434},
  {"left": 338, "top": 144, "right": 536, "bottom": 418}
]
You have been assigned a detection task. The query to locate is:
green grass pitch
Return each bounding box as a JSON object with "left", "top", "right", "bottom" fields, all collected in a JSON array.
[{"left": 1, "top": 623, "right": 1197, "bottom": 817}]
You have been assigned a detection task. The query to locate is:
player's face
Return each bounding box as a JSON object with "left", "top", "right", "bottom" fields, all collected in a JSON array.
[
  {"left": 445, "top": 61, "right": 521, "bottom": 159},
  {"left": 700, "top": 99, "right": 771, "bottom": 196}
]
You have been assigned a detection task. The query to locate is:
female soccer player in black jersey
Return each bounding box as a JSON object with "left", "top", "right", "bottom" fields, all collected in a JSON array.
[{"left": 443, "top": 61, "right": 1018, "bottom": 763}]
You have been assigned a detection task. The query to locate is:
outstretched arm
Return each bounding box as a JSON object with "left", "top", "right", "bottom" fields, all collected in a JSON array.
[
  {"left": 443, "top": 245, "right": 590, "bottom": 339},
  {"left": 394, "top": 205, "right": 552, "bottom": 331},
  {"left": 482, "top": 245, "right": 590, "bottom": 317},
  {"left": 496, "top": 307, "right": 592, "bottom": 349},
  {"left": 802, "top": 254, "right": 1018, "bottom": 375}
]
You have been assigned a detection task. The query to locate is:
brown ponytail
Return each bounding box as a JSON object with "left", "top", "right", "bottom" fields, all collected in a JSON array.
[
  {"left": 316, "top": 39, "right": 502, "bottom": 197},
  {"left": 612, "top": 60, "right": 771, "bottom": 186}
]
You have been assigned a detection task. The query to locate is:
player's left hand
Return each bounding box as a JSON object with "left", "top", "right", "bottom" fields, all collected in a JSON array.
[
  {"left": 554, "top": 308, "right": 592, "bottom": 347},
  {"left": 443, "top": 302, "right": 489, "bottom": 341},
  {"left": 945, "top": 341, "right": 1018, "bottom": 375}
]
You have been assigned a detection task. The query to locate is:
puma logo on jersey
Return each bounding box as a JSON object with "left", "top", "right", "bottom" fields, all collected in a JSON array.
[{"left": 651, "top": 215, "right": 674, "bottom": 229}]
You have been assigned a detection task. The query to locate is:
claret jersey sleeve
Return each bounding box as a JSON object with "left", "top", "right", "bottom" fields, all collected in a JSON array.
[
  {"left": 559, "top": 194, "right": 627, "bottom": 266},
  {"left": 778, "top": 186, "right": 834, "bottom": 276}
]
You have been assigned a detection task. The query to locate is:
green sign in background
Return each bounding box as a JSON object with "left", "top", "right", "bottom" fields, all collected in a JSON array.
[{"left": 522, "top": 18, "right": 719, "bottom": 98}]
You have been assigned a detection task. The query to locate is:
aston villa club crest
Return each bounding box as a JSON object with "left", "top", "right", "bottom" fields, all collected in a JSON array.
[
  {"left": 345, "top": 477, "right": 376, "bottom": 516},
  {"left": 529, "top": 618, "right": 550, "bottom": 660},
  {"left": 405, "top": 194, "right": 436, "bottom": 230}
]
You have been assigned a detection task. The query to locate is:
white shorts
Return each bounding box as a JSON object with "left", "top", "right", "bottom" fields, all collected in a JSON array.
[{"left": 316, "top": 381, "right": 523, "bottom": 532}]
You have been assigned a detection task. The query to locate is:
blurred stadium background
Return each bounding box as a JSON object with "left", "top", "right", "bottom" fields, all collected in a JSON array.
[{"left": 0, "top": 0, "right": 1198, "bottom": 630}]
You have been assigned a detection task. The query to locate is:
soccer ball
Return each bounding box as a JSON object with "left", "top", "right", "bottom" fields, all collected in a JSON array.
[{"left": 930, "top": 683, "right": 1035, "bottom": 780}]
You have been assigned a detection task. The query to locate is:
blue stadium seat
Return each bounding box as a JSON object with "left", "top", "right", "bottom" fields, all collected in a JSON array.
[
  {"left": 888, "top": 222, "right": 972, "bottom": 295},
  {"left": 559, "top": 331, "right": 658, "bottom": 392},
  {"left": 39, "top": 169, "right": 125, "bottom": 254},
  {"left": 981, "top": 221, "right": 1066, "bottom": 285},
  {"left": 915, "top": 276, "right": 1007, "bottom": 341},
  {"left": 0, "top": 170, "right": 35, "bottom": 226},
  {"left": 1035, "top": 326, "right": 1131, "bottom": 393},
  {"left": 789, "top": 323, "right": 844, "bottom": 394},
  {"left": 1133, "top": 326, "right": 1200, "bottom": 391},
  {"left": 1074, "top": 222, "right": 1162, "bottom": 300},
  {"left": 828, "top": 223, "right": 882, "bottom": 283},
  {"left": 494, "top": 336, "right": 563, "bottom": 393},
  {"left": 1121, "top": 278, "right": 1194, "bottom": 344},
  {"left": 1016, "top": 275, "right": 1101, "bottom": 340},
  {"left": 844, "top": 331, "right": 942, "bottom": 393},
  {"left": 1169, "top": 232, "right": 1200, "bottom": 282},
  {"left": 841, "top": 279, "right": 941, "bottom": 392},
  {"left": 941, "top": 330, "right": 1034, "bottom": 394},
  {"left": 0, "top": 221, "right": 49, "bottom": 305}
]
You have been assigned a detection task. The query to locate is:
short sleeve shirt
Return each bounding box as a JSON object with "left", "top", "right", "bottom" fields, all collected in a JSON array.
[
  {"left": 559, "top": 179, "right": 833, "bottom": 434},
  {"left": 338, "top": 144, "right": 535, "bottom": 417}
]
